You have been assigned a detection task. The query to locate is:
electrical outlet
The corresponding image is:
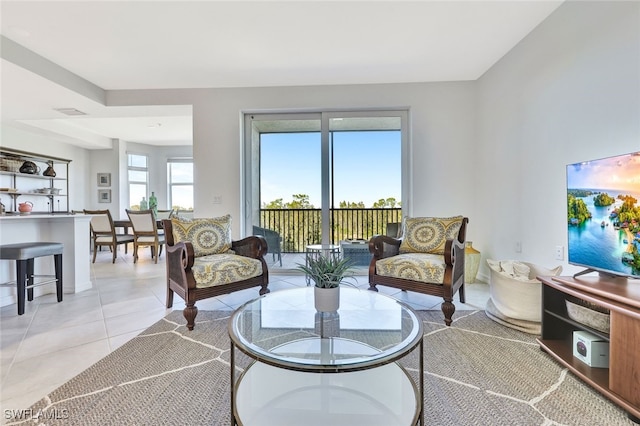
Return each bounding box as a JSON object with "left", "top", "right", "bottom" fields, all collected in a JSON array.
[
  {"left": 514, "top": 241, "right": 522, "bottom": 253},
  {"left": 555, "top": 245, "right": 564, "bottom": 260},
  {"left": 212, "top": 195, "right": 222, "bottom": 204}
]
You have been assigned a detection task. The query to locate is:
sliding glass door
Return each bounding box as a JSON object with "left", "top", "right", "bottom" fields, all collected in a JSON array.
[{"left": 244, "top": 110, "right": 408, "bottom": 270}]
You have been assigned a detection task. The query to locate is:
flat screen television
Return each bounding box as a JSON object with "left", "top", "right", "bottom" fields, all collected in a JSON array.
[{"left": 567, "top": 151, "right": 640, "bottom": 279}]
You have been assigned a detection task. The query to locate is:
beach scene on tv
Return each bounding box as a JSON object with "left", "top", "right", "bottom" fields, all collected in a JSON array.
[{"left": 567, "top": 151, "right": 640, "bottom": 277}]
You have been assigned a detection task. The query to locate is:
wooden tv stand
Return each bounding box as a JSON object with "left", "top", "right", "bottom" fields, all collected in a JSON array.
[{"left": 537, "top": 275, "right": 640, "bottom": 421}]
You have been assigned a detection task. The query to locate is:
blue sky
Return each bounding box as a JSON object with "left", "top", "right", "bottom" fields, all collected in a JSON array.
[
  {"left": 567, "top": 151, "right": 640, "bottom": 193},
  {"left": 260, "top": 131, "right": 401, "bottom": 207}
]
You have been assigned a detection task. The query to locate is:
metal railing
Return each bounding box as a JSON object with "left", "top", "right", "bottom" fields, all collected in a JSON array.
[{"left": 259, "top": 208, "right": 402, "bottom": 253}]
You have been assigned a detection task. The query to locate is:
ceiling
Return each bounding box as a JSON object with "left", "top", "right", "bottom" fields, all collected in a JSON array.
[{"left": 0, "top": 1, "right": 563, "bottom": 150}]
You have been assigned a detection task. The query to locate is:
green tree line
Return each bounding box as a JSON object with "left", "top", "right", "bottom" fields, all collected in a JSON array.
[{"left": 260, "top": 194, "right": 402, "bottom": 252}]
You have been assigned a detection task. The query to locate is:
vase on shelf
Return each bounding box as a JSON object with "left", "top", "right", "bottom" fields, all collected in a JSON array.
[
  {"left": 43, "top": 161, "right": 56, "bottom": 177},
  {"left": 464, "top": 241, "right": 481, "bottom": 284}
]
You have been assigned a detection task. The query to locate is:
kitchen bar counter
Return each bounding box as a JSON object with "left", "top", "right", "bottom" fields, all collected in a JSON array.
[{"left": 0, "top": 214, "right": 92, "bottom": 308}]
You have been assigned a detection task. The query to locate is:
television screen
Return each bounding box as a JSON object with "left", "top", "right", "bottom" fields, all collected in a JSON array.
[{"left": 567, "top": 151, "right": 640, "bottom": 278}]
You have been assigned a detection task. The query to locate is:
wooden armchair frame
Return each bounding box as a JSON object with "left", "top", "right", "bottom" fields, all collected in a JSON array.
[
  {"left": 368, "top": 217, "right": 469, "bottom": 326},
  {"left": 163, "top": 219, "right": 270, "bottom": 330}
]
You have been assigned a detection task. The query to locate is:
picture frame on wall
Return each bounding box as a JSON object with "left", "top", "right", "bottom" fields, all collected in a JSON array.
[
  {"left": 97, "top": 173, "right": 111, "bottom": 187},
  {"left": 98, "top": 189, "right": 111, "bottom": 203}
]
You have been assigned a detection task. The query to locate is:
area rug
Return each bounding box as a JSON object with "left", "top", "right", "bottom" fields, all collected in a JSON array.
[{"left": 7, "top": 310, "right": 635, "bottom": 425}]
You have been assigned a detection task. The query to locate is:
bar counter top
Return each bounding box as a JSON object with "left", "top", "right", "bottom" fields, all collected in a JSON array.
[{"left": 0, "top": 213, "right": 77, "bottom": 219}]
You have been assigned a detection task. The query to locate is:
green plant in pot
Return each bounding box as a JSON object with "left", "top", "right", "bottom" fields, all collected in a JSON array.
[{"left": 297, "top": 255, "right": 356, "bottom": 312}]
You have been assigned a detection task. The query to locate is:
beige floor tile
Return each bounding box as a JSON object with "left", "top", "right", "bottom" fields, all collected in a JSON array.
[
  {"left": 14, "top": 319, "right": 108, "bottom": 363},
  {"left": 100, "top": 295, "right": 165, "bottom": 319},
  {"left": 1, "top": 339, "right": 111, "bottom": 413}
]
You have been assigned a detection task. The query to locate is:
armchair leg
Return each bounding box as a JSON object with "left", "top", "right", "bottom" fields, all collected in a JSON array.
[
  {"left": 166, "top": 287, "right": 174, "bottom": 308},
  {"left": 459, "top": 283, "right": 466, "bottom": 303},
  {"left": 441, "top": 299, "right": 455, "bottom": 326},
  {"left": 367, "top": 283, "right": 379, "bottom": 292},
  {"left": 259, "top": 284, "right": 270, "bottom": 296},
  {"left": 184, "top": 303, "right": 198, "bottom": 331}
]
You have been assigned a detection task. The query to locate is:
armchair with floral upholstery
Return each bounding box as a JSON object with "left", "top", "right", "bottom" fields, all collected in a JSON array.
[
  {"left": 368, "top": 216, "right": 468, "bottom": 326},
  {"left": 163, "top": 215, "right": 270, "bottom": 330}
]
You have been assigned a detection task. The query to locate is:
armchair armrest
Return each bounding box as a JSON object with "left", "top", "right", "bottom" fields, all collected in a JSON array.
[
  {"left": 166, "top": 240, "right": 197, "bottom": 290},
  {"left": 232, "top": 235, "right": 268, "bottom": 259},
  {"left": 369, "top": 235, "right": 401, "bottom": 259},
  {"left": 444, "top": 237, "right": 466, "bottom": 283}
]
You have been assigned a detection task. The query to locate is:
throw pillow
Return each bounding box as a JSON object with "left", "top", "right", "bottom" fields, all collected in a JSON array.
[
  {"left": 171, "top": 214, "right": 232, "bottom": 257},
  {"left": 399, "top": 216, "right": 464, "bottom": 255},
  {"left": 500, "top": 260, "right": 515, "bottom": 276},
  {"left": 513, "top": 262, "right": 531, "bottom": 279}
]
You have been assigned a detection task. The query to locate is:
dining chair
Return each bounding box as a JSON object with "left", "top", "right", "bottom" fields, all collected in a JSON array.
[
  {"left": 126, "top": 209, "right": 165, "bottom": 263},
  {"left": 84, "top": 209, "right": 135, "bottom": 263},
  {"left": 155, "top": 209, "right": 174, "bottom": 221}
]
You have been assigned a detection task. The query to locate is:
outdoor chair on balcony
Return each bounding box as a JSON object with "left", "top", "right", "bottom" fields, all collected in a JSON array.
[
  {"left": 369, "top": 216, "right": 468, "bottom": 326},
  {"left": 163, "top": 215, "right": 270, "bottom": 330},
  {"left": 252, "top": 225, "right": 282, "bottom": 266}
]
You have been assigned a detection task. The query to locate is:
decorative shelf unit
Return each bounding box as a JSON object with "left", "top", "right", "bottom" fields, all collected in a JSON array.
[
  {"left": 0, "top": 148, "right": 70, "bottom": 214},
  {"left": 537, "top": 275, "right": 640, "bottom": 422}
]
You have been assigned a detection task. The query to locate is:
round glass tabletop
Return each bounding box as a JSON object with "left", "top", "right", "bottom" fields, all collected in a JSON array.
[{"left": 229, "top": 286, "right": 423, "bottom": 372}]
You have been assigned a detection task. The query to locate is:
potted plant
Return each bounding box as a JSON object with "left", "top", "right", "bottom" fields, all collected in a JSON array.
[{"left": 297, "top": 255, "right": 356, "bottom": 312}]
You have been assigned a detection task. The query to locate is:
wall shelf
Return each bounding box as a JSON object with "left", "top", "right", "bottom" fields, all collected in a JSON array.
[{"left": 0, "top": 148, "right": 71, "bottom": 214}]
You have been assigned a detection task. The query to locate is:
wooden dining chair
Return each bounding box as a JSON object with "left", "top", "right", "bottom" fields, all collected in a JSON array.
[
  {"left": 126, "top": 209, "right": 165, "bottom": 263},
  {"left": 155, "top": 209, "right": 174, "bottom": 221},
  {"left": 84, "top": 209, "right": 135, "bottom": 263}
]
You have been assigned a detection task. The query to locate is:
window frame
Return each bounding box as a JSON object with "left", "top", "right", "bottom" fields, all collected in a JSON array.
[
  {"left": 167, "top": 158, "right": 194, "bottom": 212},
  {"left": 127, "top": 153, "right": 149, "bottom": 209}
]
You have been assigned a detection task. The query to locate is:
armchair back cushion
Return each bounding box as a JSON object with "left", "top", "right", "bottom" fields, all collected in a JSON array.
[
  {"left": 171, "top": 214, "right": 232, "bottom": 257},
  {"left": 399, "top": 216, "right": 464, "bottom": 255}
]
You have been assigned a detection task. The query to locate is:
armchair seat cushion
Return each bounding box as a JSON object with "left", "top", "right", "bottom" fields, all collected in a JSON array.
[
  {"left": 193, "top": 253, "right": 263, "bottom": 288},
  {"left": 135, "top": 235, "right": 165, "bottom": 244},
  {"left": 375, "top": 253, "right": 446, "bottom": 284}
]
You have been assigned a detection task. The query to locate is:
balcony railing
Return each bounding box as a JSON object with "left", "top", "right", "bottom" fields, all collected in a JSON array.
[{"left": 259, "top": 208, "right": 402, "bottom": 253}]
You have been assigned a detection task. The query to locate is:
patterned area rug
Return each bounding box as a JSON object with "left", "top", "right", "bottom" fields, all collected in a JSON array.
[{"left": 7, "top": 310, "right": 635, "bottom": 425}]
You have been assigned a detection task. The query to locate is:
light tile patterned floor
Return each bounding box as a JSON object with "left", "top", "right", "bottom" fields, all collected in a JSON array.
[{"left": 0, "top": 248, "right": 489, "bottom": 416}]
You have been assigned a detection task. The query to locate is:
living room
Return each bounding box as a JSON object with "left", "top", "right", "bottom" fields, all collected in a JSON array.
[{"left": 1, "top": 1, "right": 639, "bottom": 424}]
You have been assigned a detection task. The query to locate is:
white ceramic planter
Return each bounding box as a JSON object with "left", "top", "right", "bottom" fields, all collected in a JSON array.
[{"left": 314, "top": 286, "right": 340, "bottom": 312}]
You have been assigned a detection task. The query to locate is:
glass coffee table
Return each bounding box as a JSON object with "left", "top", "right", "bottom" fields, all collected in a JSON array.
[{"left": 228, "top": 287, "right": 424, "bottom": 425}]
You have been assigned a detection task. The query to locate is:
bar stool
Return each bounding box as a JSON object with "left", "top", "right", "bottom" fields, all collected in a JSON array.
[{"left": 0, "top": 242, "right": 63, "bottom": 315}]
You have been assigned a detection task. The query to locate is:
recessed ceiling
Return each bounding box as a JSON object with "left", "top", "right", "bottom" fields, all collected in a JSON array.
[{"left": 0, "top": 0, "right": 563, "bottom": 149}]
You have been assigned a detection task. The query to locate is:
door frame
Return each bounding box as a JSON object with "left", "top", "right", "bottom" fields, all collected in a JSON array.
[{"left": 242, "top": 109, "right": 411, "bottom": 244}]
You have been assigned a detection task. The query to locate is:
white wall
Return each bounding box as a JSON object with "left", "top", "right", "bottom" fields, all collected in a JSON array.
[
  {"left": 109, "top": 82, "right": 479, "bottom": 238},
  {"left": 476, "top": 1, "right": 640, "bottom": 278},
  {"left": 90, "top": 141, "right": 192, "bottom": 220}
]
